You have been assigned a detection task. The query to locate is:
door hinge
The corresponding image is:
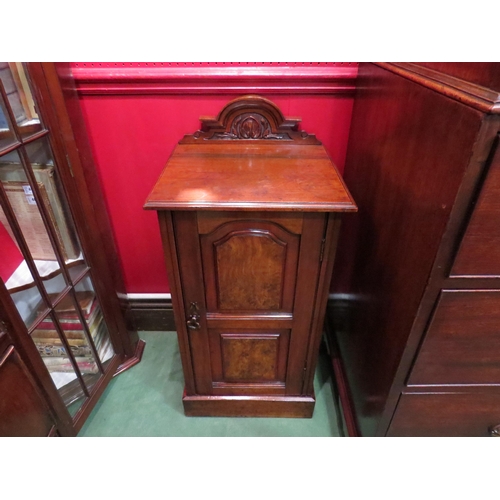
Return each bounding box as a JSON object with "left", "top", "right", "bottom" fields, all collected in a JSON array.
[
  {"left": 319, "top": 238, "right": 326, "bottom": 263},
  {"left": 302, "top": 364, "right": 308, "bottom": 382},
  {"left": 66, "top": 154, "right": 74, "bottom": 178}
]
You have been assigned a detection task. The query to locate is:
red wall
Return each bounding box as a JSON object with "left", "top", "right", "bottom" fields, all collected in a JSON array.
[
  {"left": 70, "top": 63, "right": 358, "bottom": 293},
  {"left": 0, "top": 221, "right": 24, "bottom": 283}
]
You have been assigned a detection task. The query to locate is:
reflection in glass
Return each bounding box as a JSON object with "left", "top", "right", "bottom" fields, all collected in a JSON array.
[
  {"left": 68, "top": 262, "right": 89, "bottom": 285},
  {"left": 0, "top": 203, "right": 48, "bottom": 328},
  {"left": 67, "top": 396, "right": 86, "bottom": 417},
  {"left": 30, "top": 312, "right": 86, "bottom": 409},
  {"left": 30, "top": 295, "right": 103, "bottom": 409},
  {"left": 75, "top": 276, "right": 115, "bottom": 366},
  {"left": 0, "top": 62, "right": 42, "bottom": 139},
  {"left": 0, "top": 149, "right": 60, "bottom": 262},
  {"left": 0, "top": 149, "right": 70, "bottom": 303},
  {"left": 25, "top": 137, "right": 84, "bottom": 265}
]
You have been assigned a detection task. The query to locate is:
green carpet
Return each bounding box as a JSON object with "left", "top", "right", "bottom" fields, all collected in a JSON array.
[{"left": 78, "top": 331, "right": 344, "bottom": 437}]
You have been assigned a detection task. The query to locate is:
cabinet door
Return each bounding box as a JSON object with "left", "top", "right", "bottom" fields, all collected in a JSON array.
[
  {"left": 170, "top": 211, "right": 327, "bottom": 396},
  {"left": 0, "top": 344, "right": 57, "bottom": 437}
]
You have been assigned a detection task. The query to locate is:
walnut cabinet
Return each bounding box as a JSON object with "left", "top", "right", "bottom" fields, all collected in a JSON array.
[{"left": 145, "top": 96, "right": 356, "bottom": 417}]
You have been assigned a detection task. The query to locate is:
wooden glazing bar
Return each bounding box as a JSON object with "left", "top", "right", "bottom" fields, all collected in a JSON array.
[
  {"left": 0, "top": 140, "right": 22, "bottom": 158},
  {"left": 19, "top": 129, "right": 50, "bottom": 146},
  {"left": 69, "top": 266, "right": 91, "bottom": 286},
  {"left": 67, "top": 286, "right": 105, "bottom": 375},
  {"left": 27, "top": 284, "right": 73, "bottom": 334},
  {"left": 17, "top": 145, "right": 72, "bottom": 282},
  {"left": 44, "top": 309, "right": 90, "bottom": 398}
]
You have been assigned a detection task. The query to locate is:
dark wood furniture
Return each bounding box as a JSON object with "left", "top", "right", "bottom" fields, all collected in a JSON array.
[
  {"left": 329, "top": 63, "right": 500, "bottom": 436},
  {"left": 0, "top": 63, "right": 141, "bottom": 436},
  {"left": 145, "top": 95, "right": 356, "bottom": 417}
]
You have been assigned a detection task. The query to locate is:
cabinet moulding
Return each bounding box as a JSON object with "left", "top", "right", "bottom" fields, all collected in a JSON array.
[
  {"left": 69, "top": 65, "right": 359, "bottom": 96},
  {"left": 375, "top": 63, "right": 500, "bottom": 114}
]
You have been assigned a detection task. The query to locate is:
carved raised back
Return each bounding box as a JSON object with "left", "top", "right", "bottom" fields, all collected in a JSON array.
[{"left": 180, "top": 95, "right": 321, "bottom": 144}]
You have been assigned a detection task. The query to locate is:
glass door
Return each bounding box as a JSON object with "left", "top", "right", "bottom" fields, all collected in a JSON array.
[{"left": 0, "top": 63, "right": 116, "bottom": 420}]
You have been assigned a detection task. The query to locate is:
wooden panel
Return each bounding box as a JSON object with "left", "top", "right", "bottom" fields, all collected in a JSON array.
[
  {"left": 217, "top": 233, "right": 285, "bottom": 310},
  {"left": 201, "top": 219, "right": 299, "bottom": 313},
  {"left": 208, "top": 329, "right": 290, "bottom": 394},
  {"left": 409, "top": 290, "right": 500, "bottom": 386},
  {"left": 222, "top": 334, "right": 279, "bottom": 381},
  {"left": 144, "top": 143, "right": 357, "bottom": 212},
  {"left": 388, "top": 392, "right": 500, "bottom": 437},
  {"left": 0, "top": 345, "right": 56, "bottom": 437},
  {"left": 452, "top": 139, "right": 500, "bottom": 276},
  {"left": 197, "top": 211, "right": 303, "bottom": 235},
  {"left": 330, "top": 63, "right": 483, "bottom": 436}
]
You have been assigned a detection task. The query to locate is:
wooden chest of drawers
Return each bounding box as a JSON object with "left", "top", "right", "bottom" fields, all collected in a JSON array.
[
  {"left": 145, "top": 96, "right": 356, "bottom": 417},
  {"left": 330, "top": 63, "right": 500, "bottom": 436}
]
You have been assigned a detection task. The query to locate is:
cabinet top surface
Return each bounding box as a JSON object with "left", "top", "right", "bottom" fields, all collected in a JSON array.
[{"left": 144, "top": 143, "right": 357, "bottom": 212}]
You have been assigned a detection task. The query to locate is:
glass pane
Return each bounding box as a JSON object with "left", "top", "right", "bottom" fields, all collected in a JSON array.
[
  {"left": 30, "top": 312, "right": 87, "bottom": 409},
  {"left": 75, "top": 276, "right": 115, "bottom": 366},
  {"left": 68, "top": 262, "right": 89, "bottom": 285},
  {"left": 24, "top": 137, "right": 84, "bottom": 266},
  {"left": 53, "top": 293, "right": 101, "bottom": 392},
  {"left": 0, "top": 202, "right": 48, "bottom": 329},
  {"left": 31, "top": 297, "right": 101, "bottom": 392},
  {"left": 0, "top": 63, "right": 42, "bottom": 139},
  {"left": 0, "top": 149, "right": 69, "bottom": 302},
  {"left": 0, "top": 91, "right": 17, "bottom": 153}
]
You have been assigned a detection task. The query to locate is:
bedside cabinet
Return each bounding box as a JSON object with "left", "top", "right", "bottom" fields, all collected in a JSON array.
[{"left": 145, "top": 96, "right": 356, "bottom": 417}]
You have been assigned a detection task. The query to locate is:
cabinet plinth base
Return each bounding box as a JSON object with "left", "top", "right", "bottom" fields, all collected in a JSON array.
[{"left": 182, "top": 392, "right": 315, "bottom": 418}]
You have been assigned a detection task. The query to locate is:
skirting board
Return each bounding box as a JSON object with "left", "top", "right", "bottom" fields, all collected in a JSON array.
[{"left": 124, "top": 294, "right": 176, "bottom": 332}]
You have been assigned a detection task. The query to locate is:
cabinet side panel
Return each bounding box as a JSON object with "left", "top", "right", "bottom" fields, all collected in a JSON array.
[
  {"left": 331, "top": 63, "right": 483, "bottom": 436},
  {"left": 158, "top": 211, "right": 196, "bottom": 394}
]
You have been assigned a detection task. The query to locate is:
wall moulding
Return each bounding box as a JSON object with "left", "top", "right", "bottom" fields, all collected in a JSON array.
[{"left": 69, "top": 62, "right": 359, "bottom": 96}]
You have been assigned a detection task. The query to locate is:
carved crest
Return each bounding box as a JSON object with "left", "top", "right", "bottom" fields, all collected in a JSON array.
[{"left": 180, "top": 95, "right": 321, "bottom": 144}]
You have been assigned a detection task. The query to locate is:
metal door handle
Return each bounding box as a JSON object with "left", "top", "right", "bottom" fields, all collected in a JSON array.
[
  {"left": 489, "top": 424, "right": 500, "bottom": 437},
  {"left": 186, "top": 302, "right": 201, "bottom": 330}
]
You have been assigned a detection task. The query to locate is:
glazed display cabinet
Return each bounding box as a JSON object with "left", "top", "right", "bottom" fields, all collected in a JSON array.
[{"left": 0, "top": 63, "right": 141, "bottom": 436}]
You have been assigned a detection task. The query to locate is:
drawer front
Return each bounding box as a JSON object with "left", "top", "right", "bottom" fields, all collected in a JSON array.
[
  {"left": 408, "top": 290, "right": 500, "bottom": 386},
  {"left": 451, "top": 138, "right": 500, "bottom": 276},
  {"left": 387, "top": 392, "right": 500, "bottom": 437}
]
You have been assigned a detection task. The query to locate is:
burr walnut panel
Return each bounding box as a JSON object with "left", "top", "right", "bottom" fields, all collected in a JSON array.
[
  {"left": 222, "top": 334, "right": 279, "bottom": 381},
  {"left": 208, "top": 329, "right": 290, "bottom": 391},
  {"left": 216, "top": 233, "right": 285, "bottom": 310},
  {"left": 201, "top": 220, "right": 299, "bottom": 313}
]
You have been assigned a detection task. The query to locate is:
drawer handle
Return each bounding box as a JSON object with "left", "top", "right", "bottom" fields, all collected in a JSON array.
[
  {"left": 489, "top": 425, "right": 500, "bottom": 437},
  {"left": 186, "top": 302, "right": 201, "bottom": 330}
]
